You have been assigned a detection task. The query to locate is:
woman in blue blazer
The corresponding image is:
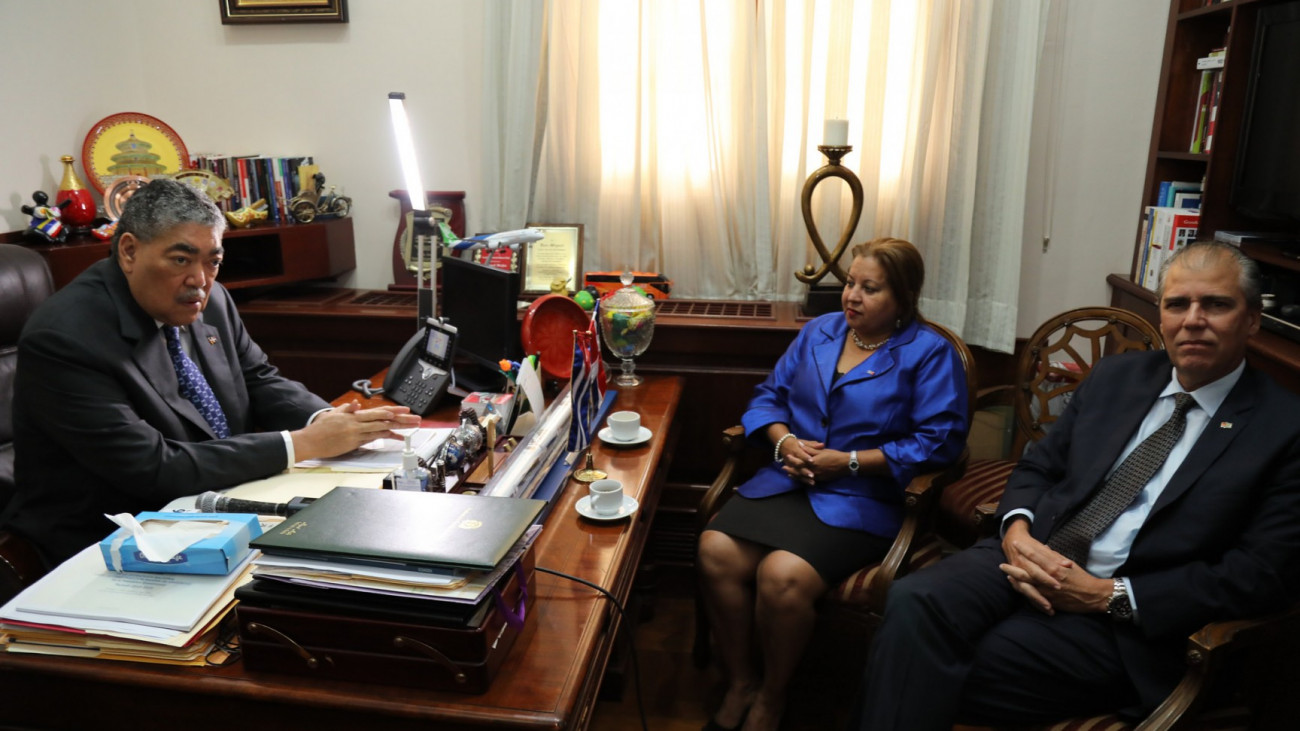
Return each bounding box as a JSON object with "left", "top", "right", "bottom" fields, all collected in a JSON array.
[{"left": 698, "top": 238, "right": 969, "bottom": 731}]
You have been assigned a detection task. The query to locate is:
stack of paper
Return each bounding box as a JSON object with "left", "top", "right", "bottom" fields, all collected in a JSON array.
[
  {"left": 295, "top": 427, "right": 453, "bottom": 471},
  {"left": 250, "top": 524, "right": 540, "bottom": 606},
  {"left": 0, "top": 545, "right": 251, "bottom": 665}
]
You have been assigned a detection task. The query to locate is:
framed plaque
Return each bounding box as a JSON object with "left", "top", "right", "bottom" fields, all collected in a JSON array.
[
  {"left": 524, "top": 224, "right": 583, "bottom": 294},
  {"left": 472, "top": 246, "right": 521, "bottom": 273},
  {"left": 220, "top": 0, "right": 348, "bottom": 24}
]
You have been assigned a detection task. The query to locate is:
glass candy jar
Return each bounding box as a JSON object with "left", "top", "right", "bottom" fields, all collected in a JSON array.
[{"left": 599, "top": 272, "right": 656, "bottom": 387}]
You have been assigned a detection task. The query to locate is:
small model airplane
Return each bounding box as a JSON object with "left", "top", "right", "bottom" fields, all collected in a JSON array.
[{"left": 446, "top": 228, "right": 545, "bottom": 251}]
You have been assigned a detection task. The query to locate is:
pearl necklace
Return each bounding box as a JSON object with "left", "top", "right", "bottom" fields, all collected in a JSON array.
[{"left": 851, "top": 330, "right": 889, "bottom": 351}]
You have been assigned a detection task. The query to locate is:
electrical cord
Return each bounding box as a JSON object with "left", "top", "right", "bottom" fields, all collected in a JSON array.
[
  {"left": 536, "top": 565, "right": 649, "bottom": 731},
  {"left": 351, "top": 379, "right": 383, "bottom": 398}
]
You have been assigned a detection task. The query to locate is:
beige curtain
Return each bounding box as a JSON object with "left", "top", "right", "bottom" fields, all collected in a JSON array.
[{"left": 485, "top": 0, "right": 1049, "bottom": 351}]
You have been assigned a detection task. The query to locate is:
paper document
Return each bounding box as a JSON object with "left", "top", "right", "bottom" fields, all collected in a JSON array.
[
  {"left": 5, "top": 545, "right": 252, "bottom": 632},
  {"left": 295, "top": 427, "right": 452, "bottom": 471},
  {"left": 254, "top": 524, "right": 541, "bottom": 604}
]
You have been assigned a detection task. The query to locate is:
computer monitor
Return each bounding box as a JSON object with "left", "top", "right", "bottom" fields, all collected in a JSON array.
[{"left": 438, "top": 254, "right": 522, "bottom": 393}]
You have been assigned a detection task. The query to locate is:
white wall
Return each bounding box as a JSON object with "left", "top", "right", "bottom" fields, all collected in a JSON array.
[
  {"left": 0, "top": 0, "right": 482, "bottom": 290},
  {"left": 1018, "top": 0, "right": 1168, "bottom": 337},
  {"left": 1, "top": 0, "right": 1168, "bottom": 332}
]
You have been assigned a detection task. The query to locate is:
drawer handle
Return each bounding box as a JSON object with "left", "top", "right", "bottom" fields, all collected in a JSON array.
[
  {"left": 392, "top": 635, "right": 468, "bottom": 683},
  {"left": 246, "top": 621, "right": 331, "bottom": 670}
]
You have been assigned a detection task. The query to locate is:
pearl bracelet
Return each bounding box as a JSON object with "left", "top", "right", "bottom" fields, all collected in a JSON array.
[{"left": 774, "top": 433, "right": 797, "bottom": 463}]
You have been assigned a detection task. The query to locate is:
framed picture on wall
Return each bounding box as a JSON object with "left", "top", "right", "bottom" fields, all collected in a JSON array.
[
  {"left": 219, "top": 0, "right": 348, "bottom": 25},
  {"left": 523, "top": 224, "right": 584, "bottom": 295}
]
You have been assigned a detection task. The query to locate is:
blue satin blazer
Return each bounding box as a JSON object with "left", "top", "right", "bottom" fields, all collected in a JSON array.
[{"left": 739, "top": 313, "right": 969, "bottom": 538}]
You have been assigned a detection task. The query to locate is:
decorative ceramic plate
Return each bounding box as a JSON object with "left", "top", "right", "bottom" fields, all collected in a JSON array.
[
  {"left": 103, "top": 175, "right": 150, "bottom": 220},
  {"left": 520, "top": 294, "right": 592, "bottom": 380},
  {"left": 82, "top": 112, "right": 189, "bottom": 194},
  {"left": 172, "top": 169, "right": 235, "bottom": 203}
]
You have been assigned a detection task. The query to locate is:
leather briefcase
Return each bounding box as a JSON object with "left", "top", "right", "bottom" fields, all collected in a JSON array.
[{"left": 235, "top": 554, "right": 533, "bottom": 693}]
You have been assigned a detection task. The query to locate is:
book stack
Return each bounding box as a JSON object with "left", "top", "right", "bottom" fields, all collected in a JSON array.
[
  {"left": 1137, "top": 206, "right": 1202, "bottom": 290},
  {"left": 189, "top": 153, "right": 316, "bottom": 222},
  {"left": 1190, "top": 49, "right": 1225, "bottom": 154},
  {"left": 0, "top": 545, "right": 251, "bottom": 665},
  {"left": 1155, "top": 179, "right": 1202, "bottom": 210},
  {"left": 235, "top": 487, "right": 545, "bottom": 691}
]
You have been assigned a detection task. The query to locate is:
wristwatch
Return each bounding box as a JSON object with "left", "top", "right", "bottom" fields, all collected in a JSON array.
[
  {"left": 848, "top": 450, "right": 860, "bottom": 477},
  {"left": 1107, "top": 578, "right": 1133, "bottom": 622}
]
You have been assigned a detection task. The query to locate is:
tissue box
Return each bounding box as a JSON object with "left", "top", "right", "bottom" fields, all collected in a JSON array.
[{"left": 99, "top": 512, "right": 262, "bottom": 575}]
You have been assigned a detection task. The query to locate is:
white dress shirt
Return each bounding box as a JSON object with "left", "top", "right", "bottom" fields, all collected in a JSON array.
[{"left": 1004, "top": 360, "right": 1245, "bottom": 618}]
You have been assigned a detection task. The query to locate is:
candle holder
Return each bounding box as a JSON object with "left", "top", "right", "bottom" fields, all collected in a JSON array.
[{"left": 798, "top": 145, "right": 864, "bottom": 316}]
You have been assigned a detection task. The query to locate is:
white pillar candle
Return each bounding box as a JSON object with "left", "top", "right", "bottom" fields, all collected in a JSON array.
[{"left": 823, "top": 118, "right": 848, "bottom": 146}]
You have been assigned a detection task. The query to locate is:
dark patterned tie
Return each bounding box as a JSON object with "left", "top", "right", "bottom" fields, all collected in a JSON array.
[
  {"left": 1048, "top": 392, "right": 1195, "bottom": 565},
  {"left": 164, "top": 326, "right": 231, "bottom": 439}
]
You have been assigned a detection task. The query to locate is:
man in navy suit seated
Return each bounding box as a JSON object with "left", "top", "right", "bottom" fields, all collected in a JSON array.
[{"left": 855, "top": 240, "right": 1300, "bottom": 729}]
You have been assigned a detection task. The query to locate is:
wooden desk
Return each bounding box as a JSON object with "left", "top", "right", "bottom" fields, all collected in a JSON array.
[{"left": 0, "top": 375, "right": 683, "bottom": 731}]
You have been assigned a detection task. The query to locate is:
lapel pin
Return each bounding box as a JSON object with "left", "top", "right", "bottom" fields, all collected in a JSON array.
[
  {"left": 867, "top": 370, "right": 875, "bottom": 376},
  {"left": 207, "top": 336, "right": 218, "bottom": 345},
  {"left": 1219, "top": 421, "right": 1233, "bottom": 429}
]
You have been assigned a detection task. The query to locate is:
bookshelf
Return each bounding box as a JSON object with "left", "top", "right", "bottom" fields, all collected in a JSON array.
[
  {"left": 0, "top": 216, "right": 355, "bottom": 292},
  {"left": 1115, "top": 0, "right": 1300, "bottom": 393},
  {"left": 1130, "top": 0, "right": 1300, "bottom": 284}
]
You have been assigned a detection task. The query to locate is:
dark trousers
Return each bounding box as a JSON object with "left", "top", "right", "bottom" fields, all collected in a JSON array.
[{"left": 853, "top": 538, "right": 1142, "bottom": 731}]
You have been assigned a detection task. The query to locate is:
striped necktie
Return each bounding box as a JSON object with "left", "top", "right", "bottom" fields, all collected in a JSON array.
[
  {"left": 1047, "top": 392, "right": 1195, "bottom": 565},
  {"left": 164, "top": 326, "right": 231, "bottom": 439}
]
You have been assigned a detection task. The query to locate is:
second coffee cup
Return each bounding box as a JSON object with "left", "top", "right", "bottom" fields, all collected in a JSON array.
[
  {"left": 607, "top": 410, "right": 641, "bottom": 441},
  {"left": 589, "top": 479, "right": 624, "bottom": 516}
]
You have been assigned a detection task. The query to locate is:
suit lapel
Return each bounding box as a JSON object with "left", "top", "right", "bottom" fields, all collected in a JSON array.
[
  {"left": 1068, "top": 358, "right": 1171, "bottom": 506},
  {"left": 813, "top": 319, "right": 843, "bottom": 397},
  {"left": 103, "top": 261, "right": 218, "bottom": 438},
  {"left": 189, "top": 318, "right": 239, "bottom": 427},
  {"left": 1149, "top": 370, "right": 1257, "bottom": 517}
]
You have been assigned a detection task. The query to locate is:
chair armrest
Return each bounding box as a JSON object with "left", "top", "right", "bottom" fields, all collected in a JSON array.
[
  {"left": 1138, "top": 603, "right": 1300, "bottom": 731},
  {"left": 974, "top": 502, "right": 1000, "bottom": 539},
  {"left": 975, "top": 385, "right": 1014, "bottom": 410},
  {"left": 695, "top": 425, "right": 748, "bottom": 534},
  {"left": 862, "top": 448, "right": 969, "bottom": 617}
]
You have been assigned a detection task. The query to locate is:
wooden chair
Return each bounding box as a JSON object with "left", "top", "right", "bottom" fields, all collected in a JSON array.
[
  {"left": 959, "top": 306, "right": 1165, "bottom": 535},
  {"left": 692, "top": 320, "right": 979, "bottom": 666},
  {"left": 972, "top": 599, "right": 1300, "bottom": 731}
]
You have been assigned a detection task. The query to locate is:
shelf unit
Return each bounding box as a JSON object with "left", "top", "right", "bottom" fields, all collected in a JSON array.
[
  {"left": 1116, "top": 0, "right": 1300, "bottom": 393},
  {"left": 0, "top": 216, "right": 355, "bottom": 291},
  {"left": 1130, "top": 0, "right": 1300, "bottom": 284}
]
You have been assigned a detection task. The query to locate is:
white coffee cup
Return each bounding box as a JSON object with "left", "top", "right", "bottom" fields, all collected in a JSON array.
[
  {"left": 607, "top": 410, "right": 641, "bottom": 442},
  {"left": 589, "top": 479, "right": 624, "bottom": 516}
]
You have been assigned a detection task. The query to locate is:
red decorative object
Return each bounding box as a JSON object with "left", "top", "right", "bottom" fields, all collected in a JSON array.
[
  {"left": 56, "top": 155, "right": 97, "bottom": 229},
  {"left": 520, "top": 294, "right": 592, "bottom": 380}
]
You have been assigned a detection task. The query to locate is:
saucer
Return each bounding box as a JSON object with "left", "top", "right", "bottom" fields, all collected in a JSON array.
[
  {"left": 576, "top": 494, "right": 639, "bottom": 521},
  {"left": 598, "top": 426, "right": 652, "bottom": 447}
]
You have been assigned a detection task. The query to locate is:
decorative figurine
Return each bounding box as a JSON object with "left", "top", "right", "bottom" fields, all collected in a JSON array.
[
  {"left": 91, "top": 220, "right": 119, "bottom": 241},
  {"left": 21, "top": 191, "right": 69, "bottom": 243},
  {"left": 225, "top": 198, "right": 269, "bottom": 228},
  {"left": 288, "top": 172, "right": 352, "bottom": 223},
  {"left": 56, "top": 155, "right": 98, "bottom": 230}
]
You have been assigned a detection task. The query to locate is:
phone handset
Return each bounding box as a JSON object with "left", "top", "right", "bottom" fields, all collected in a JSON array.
[{"left": 383, "top": 318, "right": 458, "bottom": 416}]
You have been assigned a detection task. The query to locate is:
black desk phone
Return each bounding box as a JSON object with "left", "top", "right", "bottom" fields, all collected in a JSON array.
[{"left": 384, "top": 318, "right": 458, "bottom": 415}]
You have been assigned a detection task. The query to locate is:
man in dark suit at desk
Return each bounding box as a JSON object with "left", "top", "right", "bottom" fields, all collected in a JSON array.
[
  {"left": 2, "top": 179, "right": 419, "bottom": 567},
  {"left": 855, "top": 241, "right": 1300, "bottom": 729}
]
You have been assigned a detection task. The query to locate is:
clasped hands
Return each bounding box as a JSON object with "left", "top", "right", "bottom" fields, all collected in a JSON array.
[
  {"left": 292, "top": 402, "right": 422, "bottom": 463},
  {"left": 779, "top": 438, "right": 846, "bottom": 486},
  {"left": 999, "top": 519, "right": 1112, "bottom": 616}
]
